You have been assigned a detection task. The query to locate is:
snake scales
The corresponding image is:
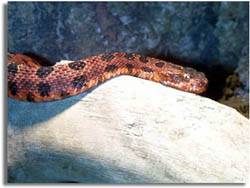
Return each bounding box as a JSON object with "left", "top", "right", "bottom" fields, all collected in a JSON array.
[{"left": 8, "top": 52, "right": 208, "bottom": 102}]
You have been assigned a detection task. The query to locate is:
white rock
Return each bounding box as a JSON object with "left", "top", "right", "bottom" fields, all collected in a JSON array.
[{"left": 8, "top": 76, "right": 249, "bottom": 183}]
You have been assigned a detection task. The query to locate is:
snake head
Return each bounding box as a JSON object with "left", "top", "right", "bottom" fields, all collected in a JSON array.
[{"left": 158, "top": 67, "right": 208, "bottom": 94}]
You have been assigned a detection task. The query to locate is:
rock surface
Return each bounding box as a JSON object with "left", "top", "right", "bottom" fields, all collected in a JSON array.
[
  {"left": 8, "top": 76, "right": 249, "bottom": 183},
  {"left": 219, "top": 46, "right": 249, "bottom": 118}
]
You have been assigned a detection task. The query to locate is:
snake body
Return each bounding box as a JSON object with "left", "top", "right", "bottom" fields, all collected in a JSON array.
[{"left": 8, "top": 52, "right": 208, "bottom": 102}]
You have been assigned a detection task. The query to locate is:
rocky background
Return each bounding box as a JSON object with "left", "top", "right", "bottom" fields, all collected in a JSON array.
[{"left": 7, "top": 2, "right": 248, "bottom": 111}]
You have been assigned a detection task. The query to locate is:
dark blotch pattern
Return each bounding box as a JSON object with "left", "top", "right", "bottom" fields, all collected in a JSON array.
[
  {"left": 72, "top": 75, "right": 87, "bottom": 89},
  {"left": 37, "top": 83, "right": 51, "bottom": 97},
  {"left": 36, "top": 67, "right": 54, "bottom": 78},
  {"left": 126, "top": 63, "right": 134, "bottom": 69},
  {"left": 170, "top": 74, "right": 181, "bottom": 83},
  {"left": 101, "top": 53, "right": 115, "bottom": 62},
  {"left": 8, "top": 62, "right": 19, "bottom": 76},
  {"left": 104, "top": 64, "right": 117, "bottom": 72},
  {"left": 139, "top": 55, "right": 148, "bottom": 63},
  {"left": 26, "top": 92, "right": 35, "bottom": 102},
  {"left": 68, "top": 61, "right": 86, "bottom": 70},
  {"left": 155, "top": 62, "right": 165, "bottom": 68},
  {"left": 60, "top": 91, "right": 70, "bottom": 99},
  {"left": 126, "top": 63, "right": 134, "bottom": 73},
  {"left": 141, "top": 66, "right": 153, "bottom": 73},
  {"left": 8, "top": 81, "right": 18, "bottom": 96},
  {"left": 124, "top": 53, "right": 135, "bottom": 60},
  {"left": 22, "top": 81, "right": 33, "bottom": 90}
]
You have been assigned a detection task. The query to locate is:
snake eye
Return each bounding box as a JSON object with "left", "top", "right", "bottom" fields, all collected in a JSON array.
[{"left": 184, "top": 74, "right": 190, "bottom": 80}]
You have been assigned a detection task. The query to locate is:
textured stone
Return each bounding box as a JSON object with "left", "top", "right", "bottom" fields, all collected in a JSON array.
[
  {"left": 219, "top": 46, "right": 249, "bottom": 118},
  {"left": 8, "top": 76, "right": 249, "bottom": 183},
  {"left": 8, "top": 2, "right": 248, "bottom": 68}
]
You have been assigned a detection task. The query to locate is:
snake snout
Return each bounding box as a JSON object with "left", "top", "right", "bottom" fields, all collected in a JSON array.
[
  {"left": 188, "top": 72, "right": 208, "bottom": 93},
  {"left": 189, "top": 79, "right": 208, "bottom": 93}
]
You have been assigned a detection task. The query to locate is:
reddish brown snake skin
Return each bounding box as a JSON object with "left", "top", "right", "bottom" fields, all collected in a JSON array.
[{"left": 8, "top": 52, "right": 208, "bottom": 102}]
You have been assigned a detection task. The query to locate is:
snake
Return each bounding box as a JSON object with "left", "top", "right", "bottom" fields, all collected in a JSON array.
[{"left": 8, "top": 52, "right": 208, "bottom": 102}]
